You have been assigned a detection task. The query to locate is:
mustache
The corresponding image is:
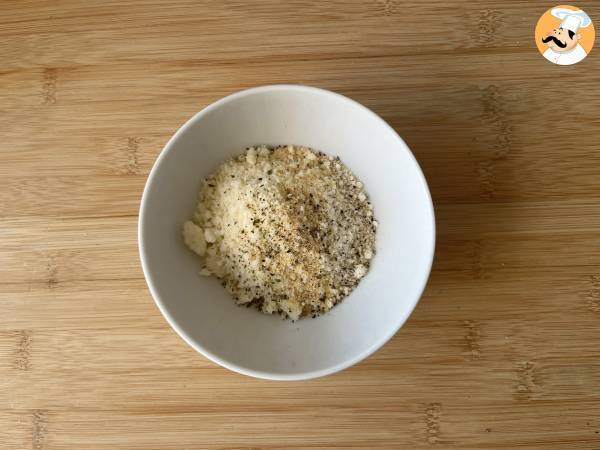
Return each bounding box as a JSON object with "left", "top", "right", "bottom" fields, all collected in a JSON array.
[{"left": 542, "top": 35, "right": 567, "bottom": 48}]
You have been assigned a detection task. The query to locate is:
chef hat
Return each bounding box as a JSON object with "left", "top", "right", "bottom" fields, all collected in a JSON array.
[{"left": 551, "top": 8, "right": 592, "bottom": 33}]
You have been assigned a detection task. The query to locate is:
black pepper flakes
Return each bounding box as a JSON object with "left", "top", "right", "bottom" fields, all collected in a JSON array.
[{"left": 182, "top": 144, "right": 376, "bottom": 321}]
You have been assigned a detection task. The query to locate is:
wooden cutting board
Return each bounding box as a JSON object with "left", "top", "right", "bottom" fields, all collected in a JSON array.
[{"left": 2, "top": 1, "right": 600, "bottom": 448}]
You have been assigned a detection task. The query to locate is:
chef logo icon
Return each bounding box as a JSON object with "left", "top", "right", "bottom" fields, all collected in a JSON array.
[{"left": 535, "top": 5, "right": 595, "bottom": 65}]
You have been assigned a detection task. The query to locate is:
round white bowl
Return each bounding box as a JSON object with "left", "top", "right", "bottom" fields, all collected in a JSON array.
[{"left": 139, "top": 85, "right": 435, "bottom": 380}]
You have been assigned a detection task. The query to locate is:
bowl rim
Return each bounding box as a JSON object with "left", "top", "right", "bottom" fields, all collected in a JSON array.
[{"left": 138, "top": 84, "right": 436, "bottom": 380}]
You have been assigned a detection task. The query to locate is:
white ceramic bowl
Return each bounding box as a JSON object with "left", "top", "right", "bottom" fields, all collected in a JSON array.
[{"left": 139, "top": 85, "right": 435, "bottom": 380}]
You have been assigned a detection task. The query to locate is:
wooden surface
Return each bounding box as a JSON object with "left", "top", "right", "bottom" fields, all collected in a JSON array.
[{"left": 2, "top": 1, "right": 600, "bottom": 448}]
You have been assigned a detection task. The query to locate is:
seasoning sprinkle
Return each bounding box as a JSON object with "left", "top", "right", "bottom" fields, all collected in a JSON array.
[{"left": 182, "top": 145, "right": 377, "bottom": 320}]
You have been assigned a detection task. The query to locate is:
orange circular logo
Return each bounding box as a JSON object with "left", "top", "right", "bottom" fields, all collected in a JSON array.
[{"left": 535, "top": 5, "right": 595, "bottom": 65}]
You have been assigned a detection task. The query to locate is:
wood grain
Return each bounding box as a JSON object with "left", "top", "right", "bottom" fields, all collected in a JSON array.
[{"left": 2, "top": 1, "right": 600, "bottom": 448}]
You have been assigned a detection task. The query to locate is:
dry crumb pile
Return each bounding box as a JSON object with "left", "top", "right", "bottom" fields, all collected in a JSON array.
[{"left": 183, "top": 145, "right": 377, "bottom": 320}]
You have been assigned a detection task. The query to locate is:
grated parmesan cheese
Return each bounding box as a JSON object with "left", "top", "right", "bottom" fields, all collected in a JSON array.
[{"left": 183, "top": 145, "right": 377, "bottom": 320}]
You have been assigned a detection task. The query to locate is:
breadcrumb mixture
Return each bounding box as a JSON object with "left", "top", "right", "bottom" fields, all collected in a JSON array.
[{"left": 183, "top": 145, "right": 377, "bottom": 320}]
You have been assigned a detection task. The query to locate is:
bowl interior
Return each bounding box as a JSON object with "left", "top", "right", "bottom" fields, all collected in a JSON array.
[{"left": 139, "top": 86, "right": 435, "bottom": 379}]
